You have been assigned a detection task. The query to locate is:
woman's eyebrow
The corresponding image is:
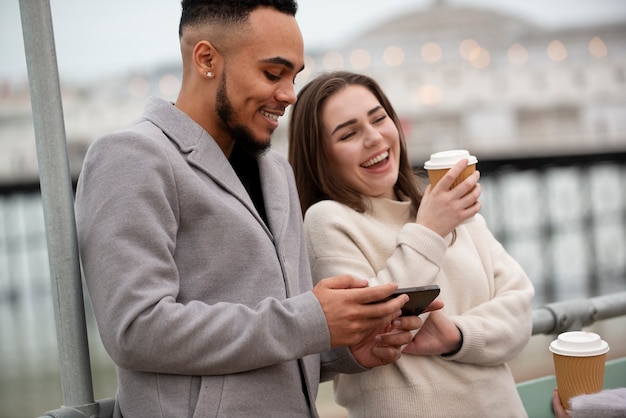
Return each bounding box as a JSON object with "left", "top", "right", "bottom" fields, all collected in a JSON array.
[
  {"left": 330, "top": 118, "right": 357, "bottom": 136},
  {"left": 330, "top": 105, "right": 384, "bottom": 136}
]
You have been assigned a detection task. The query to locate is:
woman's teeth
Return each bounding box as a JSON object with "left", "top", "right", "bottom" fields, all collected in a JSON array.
[{"left": 361, "top": 151, "right": 389, "bottom": 168}]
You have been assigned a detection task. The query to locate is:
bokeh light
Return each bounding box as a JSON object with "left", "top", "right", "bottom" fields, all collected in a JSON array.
[
  {"left": 415, "top": 84, "right": 442, "bottom": 106},
  {"left": 322, "top": 51, "right": 344, "bottom": 70},
  {"left": 383, "top": 45, "right": 405, "bottom": 67},
  {"left": 159, "top": 74, "right": 180, "bottom": 97},
  {"left": 547, "top": 40, "right": 567, "bottom": 62},
  {"left": 589, "top": 36, "right": 608, "bottom": 58},
  {"left": 508, "top": 43, "right": 529, "bottom": 66},
  {"left": 350, "top": 48, "right": 371, "bottom": 70},
  {"left": 469, "top": 48, "right": 490, "bottom": 69},
  {"left": 128, "top": 76, "right": 149, "bottom": 98},
  {"left": 421, "top": 42, "right": 442, "bottom": 64},
  {"left": 459, "top": 39, "right": 480, "bottom": 60}
]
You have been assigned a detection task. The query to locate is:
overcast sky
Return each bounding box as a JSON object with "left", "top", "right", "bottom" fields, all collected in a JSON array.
[{"left": 2, "top": 0, "right": 625, "bottom": 84}]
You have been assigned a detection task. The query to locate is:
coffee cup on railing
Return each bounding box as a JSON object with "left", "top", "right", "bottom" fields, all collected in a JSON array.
[{"left": 549, "top": 331, "right": 609, "bottom": 411}]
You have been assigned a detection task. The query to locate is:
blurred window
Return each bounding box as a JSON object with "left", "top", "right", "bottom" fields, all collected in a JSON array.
[{"left": 516, "top": 107, "right": 580, "bottom": 144}]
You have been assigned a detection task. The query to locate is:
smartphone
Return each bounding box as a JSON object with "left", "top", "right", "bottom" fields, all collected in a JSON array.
[{"left": 373, "top": 284, "right": 440, "bottom": 316}]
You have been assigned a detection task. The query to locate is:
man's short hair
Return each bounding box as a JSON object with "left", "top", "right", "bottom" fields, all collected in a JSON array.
[{"left": 179, "top": 0, "right": 298, "bottom": 37}]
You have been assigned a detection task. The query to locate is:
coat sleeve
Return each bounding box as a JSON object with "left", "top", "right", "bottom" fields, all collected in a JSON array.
[{"left": 319, "top": 347, "right": 368, "bottom": 382}]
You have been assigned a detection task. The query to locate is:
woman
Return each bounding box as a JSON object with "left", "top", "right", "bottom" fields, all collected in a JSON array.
[{"left": 288, "top": 71, "right": 535, "bottom": 417}]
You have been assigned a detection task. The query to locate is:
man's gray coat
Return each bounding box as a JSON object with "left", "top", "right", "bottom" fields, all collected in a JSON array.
[{"left": 75, "top": 97, "right": 362, "bottom": 417}]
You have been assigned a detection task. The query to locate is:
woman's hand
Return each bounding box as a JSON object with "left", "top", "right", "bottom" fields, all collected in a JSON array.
[
  {"left": 416, "top": 159, "right": 481, "bottom": 237},
  {"left": 401, "top": 309, "right": 462, "bottom": 356},
  {"left": 552, "top": 388, "right": 571, "bottom": 418},
  {"left": 350, "top": 315, "right": 423, "bottom": 367},
  {"left": 351, "top": 299, "right": 444, "bottom": 367}
]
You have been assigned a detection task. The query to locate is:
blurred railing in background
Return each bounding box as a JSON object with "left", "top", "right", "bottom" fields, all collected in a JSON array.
[
  {"left": 1, "top": 150, "right": 625, "bottom": 417},
  {"left": 473, "top": 150, "right": 626, "bottom": 306}
]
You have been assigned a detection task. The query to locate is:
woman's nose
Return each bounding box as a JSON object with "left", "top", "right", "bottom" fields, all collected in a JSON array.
[{"left": 364, "top": 125, "right": 383, "bottom": 147}]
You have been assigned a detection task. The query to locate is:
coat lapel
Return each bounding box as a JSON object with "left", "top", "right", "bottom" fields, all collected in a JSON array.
[
  {"left": 142, "top": 97, "right": 291, "bottom": 239},
  {"left": 258, "top": 153, "right": 290, "bottom": 240},
  {"left": 143, "top": 97, "right": 263, "bottom": 229}
]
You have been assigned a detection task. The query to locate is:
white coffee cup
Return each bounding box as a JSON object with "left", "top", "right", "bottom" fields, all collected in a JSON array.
[
  {"left": 549, "top": 331, "right": 609, "bottom": 410},
  {"left": 424, "top": 150, "right": 479, "bottom": 223}
]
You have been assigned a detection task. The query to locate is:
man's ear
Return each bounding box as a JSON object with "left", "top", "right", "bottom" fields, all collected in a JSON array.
[{"left": 193, "top": 40, "right": 221, "bottom": 79}]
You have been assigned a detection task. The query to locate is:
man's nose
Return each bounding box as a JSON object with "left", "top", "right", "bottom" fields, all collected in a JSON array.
[{"left": 276, "top": 80, "right": 297, "bottom": 105}]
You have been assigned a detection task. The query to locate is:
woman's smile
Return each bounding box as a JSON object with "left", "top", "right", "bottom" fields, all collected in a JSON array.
[{"left": 361, "top": 149, "right": 390, "bottom": 169}]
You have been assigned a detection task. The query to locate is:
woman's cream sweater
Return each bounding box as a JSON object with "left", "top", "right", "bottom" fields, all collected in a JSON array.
[{"left": 304, "top": 198, "right": 534, "bottom": 418}]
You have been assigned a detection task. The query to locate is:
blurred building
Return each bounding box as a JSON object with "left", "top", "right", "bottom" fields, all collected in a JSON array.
[
  {"left": 281, "top": 2, "right": 626, "bottom": 164},
  {"left": 1, "top": 2, "right": 625, "bottom": 182},
  {"left": 0, "top": 65, "right": 180, "bottom": 185}
]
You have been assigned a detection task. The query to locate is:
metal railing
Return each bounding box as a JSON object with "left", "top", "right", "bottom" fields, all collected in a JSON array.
[{"left": 532, "top": 291, "right": 626, "bottom": 336}]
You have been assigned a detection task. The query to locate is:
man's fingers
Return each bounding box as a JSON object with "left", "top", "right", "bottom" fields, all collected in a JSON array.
[
  {"left": 357, "top": 282, "right": 400, "bottom": 304},
  {"left": 318, "top": 275, "right": 369, "bottom": 290}
]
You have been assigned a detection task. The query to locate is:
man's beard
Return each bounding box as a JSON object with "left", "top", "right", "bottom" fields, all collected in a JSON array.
[{"left": 216, "top": 75, "right": 271, "bottom": 157}]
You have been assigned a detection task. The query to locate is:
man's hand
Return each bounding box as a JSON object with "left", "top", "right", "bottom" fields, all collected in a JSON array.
[{"left": 312, "top": 276, "right": 407, "bottom": 348}]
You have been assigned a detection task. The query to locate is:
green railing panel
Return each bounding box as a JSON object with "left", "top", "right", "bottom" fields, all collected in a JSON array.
[
  {"left": 606, "top": 357, "right": 626, "bottom": 387},
  {"left": 517, "top": 357, "right": 626, "bottom": 418}
]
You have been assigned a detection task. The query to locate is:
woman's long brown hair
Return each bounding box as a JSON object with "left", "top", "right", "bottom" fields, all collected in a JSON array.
[{"left": 288, "top": 71, "right": 423, "bottom": 215}]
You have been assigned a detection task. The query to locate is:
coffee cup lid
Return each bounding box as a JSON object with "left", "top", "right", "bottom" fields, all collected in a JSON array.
[
  {"left": 549, "top": 331, "right": 610, "bottom": 357},
  {"left": 424, "top": 149, "right": 478, "bottom": 169}
]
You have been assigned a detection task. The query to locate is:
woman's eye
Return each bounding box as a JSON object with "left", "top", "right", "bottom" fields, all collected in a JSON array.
[
  {"left": 339, "top": 132, "right": 355, "bottom": 141},
  {"left": 373, "top": 115, "right": 387, "bottom": 124}
]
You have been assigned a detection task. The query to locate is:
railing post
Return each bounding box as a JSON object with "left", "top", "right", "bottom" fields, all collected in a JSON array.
[{"left": 18, "top": 0, "right": 96, "bottom": 413}]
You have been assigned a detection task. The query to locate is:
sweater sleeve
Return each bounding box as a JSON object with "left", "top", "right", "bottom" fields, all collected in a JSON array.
[
  {"left": 303, "top": 201, "right": 447, "bottom": 288},
  {"left": 443, "top": 216, "right": 535, "bottom": 366}
]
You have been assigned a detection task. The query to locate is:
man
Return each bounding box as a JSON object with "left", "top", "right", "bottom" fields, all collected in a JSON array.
[{"left": 75, "top": 1, "right": 423, "bottom": 417}]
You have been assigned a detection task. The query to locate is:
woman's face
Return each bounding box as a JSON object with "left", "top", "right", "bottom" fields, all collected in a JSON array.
[{"left": 321, "top": 85, "right": 400, "bottom": 200}]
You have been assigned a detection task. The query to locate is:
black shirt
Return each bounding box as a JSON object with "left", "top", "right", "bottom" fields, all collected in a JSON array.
[{"left": 229, "top": 144, "right": 268, "bottom": 225}]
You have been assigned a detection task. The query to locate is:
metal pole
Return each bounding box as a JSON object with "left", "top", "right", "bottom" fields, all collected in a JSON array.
[{"left": 18, "top": 0, "right": 95, "bottom": 411}]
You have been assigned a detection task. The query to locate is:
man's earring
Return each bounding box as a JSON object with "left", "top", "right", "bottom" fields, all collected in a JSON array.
[{"left": 206, "top": 71, "right": 214, "bottom": 78}]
